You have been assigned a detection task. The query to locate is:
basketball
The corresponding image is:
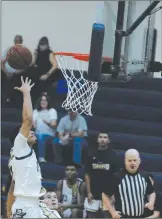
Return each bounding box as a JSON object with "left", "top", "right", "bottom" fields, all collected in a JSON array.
[{"left": 6, "top": 45, "right": 32, "bottom": 70}]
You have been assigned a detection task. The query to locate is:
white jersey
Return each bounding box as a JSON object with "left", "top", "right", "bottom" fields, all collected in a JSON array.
[
  {"left": 61, "top": 178, "right": 82, "bottom": 205},
  {"left": 12, "top": 133, "right": 44, "bottom": 198}
]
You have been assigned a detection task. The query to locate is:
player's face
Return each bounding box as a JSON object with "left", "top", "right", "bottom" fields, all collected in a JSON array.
[
  {"left": 27, "top": 131, "right": 37, "bottom": 146},
  {"left": 65, "top": 166, "right": 77, "bottom": 179},
  {"left": 40, "top": 96, "right": 48, "bottom": 109},
  {"left": 43, "top": 192, "right": 58, "bottom": 210},
  {"left": 97, "top": 133, "right": 110, "bottom": 146},
  {"left": 125, "top": 155, "right": 141, "bottom": 173}
]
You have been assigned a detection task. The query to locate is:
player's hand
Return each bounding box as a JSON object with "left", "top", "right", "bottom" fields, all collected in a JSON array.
[
  {"left": 14, "top": 76, "right": 34, "bottom": 93},
  {"left": 87, "top": 192, "right": 93, "bottom": 204},
  {"left": 40, "top": 74, "right": 48, "bottom": 81},
  {"left": 145, "top": 202, "right": 154, "bottom": 210},
  {"left": 111, "top": 210, "right": 121, "bottom": 218}
]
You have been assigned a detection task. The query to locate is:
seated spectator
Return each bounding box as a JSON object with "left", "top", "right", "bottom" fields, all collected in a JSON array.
[
  {"left": 32, "top": 36, "right": 60, "bottom": 96},
  {"left": 144, "top": 174, "right": 161, "bottom": 218},
  {"left": 41, "top": 190, "right": 59, "bottom": 210},
  {"left": 33, "top": 94, "right": 57, "bottom": 163},
  {"left": 56, "top": 164, "right": 86, "bottom": 218},
  {"left": 53, "top": 110, "right": 88, "bottom": 165},
  {"left": 39, "top": 190, "right": 61, "bottom": 218}
]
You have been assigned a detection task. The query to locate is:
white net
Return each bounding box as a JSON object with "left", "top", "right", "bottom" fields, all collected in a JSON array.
[{"left": 55, "top": 54, "right": 98, "bottom": 116}]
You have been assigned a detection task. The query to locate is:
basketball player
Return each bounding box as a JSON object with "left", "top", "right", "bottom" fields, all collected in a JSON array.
[
  {"left": 8, "top": 76, "right": 60, "bottom": 218},
  {"left": 56, "top": 165, "right": 86, "bottom": 218}
]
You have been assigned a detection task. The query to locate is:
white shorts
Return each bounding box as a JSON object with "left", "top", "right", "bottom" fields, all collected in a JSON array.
[
  {"left": 62, "top": 208, "right": 72, "bottom": 218},
  {"left": 12, "top": 197, "right": 61, "bottom": 218},
  {"left": 84, "top": 196, "right": 114, "bottom": 212},
  {"left": 84, "top": 198, "right": 101, "bottom": 212}
]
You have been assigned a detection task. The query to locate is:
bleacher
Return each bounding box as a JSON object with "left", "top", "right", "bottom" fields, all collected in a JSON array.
[{"left": 1, "top": 77, "right": 162, "bottom": 204}]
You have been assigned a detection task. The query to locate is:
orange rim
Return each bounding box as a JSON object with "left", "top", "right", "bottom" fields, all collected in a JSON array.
[
  {"left": 54, "top": 52, "right": 75, "bottom": 56},
  {"left": 74, "top": 54, "right": 113, "bottom": 62},
  {"left": 54, "top": 52, "right": 113, "bottom": 62}
]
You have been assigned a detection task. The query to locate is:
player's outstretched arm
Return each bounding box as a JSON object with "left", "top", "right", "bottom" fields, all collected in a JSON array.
[{"left": 14, "top": 76, "right": 34, "bottom": 138}]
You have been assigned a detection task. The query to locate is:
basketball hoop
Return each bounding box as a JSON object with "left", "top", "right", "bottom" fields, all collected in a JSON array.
[{"left": 54, "top": 52, "right": 111, "bottom": 116}]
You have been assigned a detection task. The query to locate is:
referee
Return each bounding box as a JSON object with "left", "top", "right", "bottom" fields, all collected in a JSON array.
[
  {"left": 84, "top": 131, "right": 119, "bottom": 218},
  {"left": 102, "top": 149, "right": 156, "bottom": 218}
]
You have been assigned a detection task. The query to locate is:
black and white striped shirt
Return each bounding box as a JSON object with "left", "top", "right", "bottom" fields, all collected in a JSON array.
[{"left": 104, "top": 169, "right": 154, "bottom": 217}]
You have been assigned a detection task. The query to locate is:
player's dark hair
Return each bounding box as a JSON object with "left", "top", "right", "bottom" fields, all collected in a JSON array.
[
  {"left": 9, "top": 125, "right": 21, "bottom": 145},
  {"left": 39, "top": 36, "right": 49, "bottom": 46},
  {"left": 37, "top": 36, "right": 51, "bottom": 52},
  {"left": 9, "top": 126, "right": 35, "bottom": 145},
  {"left": 65, "top": 162, "right": 81, "bottom": 170},
  {"left": 35, "top": 93, "right": 52, "bottom": 111},
  {"left": 97, "top": 130, "right": 109, "bottom": 137}
]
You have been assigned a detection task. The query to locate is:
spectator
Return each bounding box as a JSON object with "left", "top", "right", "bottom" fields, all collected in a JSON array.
[
  {"left": 84, "top": 131, "right": 119, "bottom": 218},
  {"left": 102, "top": 149, "right": 156, "bottom": 218},
  {"left": 56, "top": 164, "right": 86, "bottom": 218},
  {"left": 41, "top": 190, "right": 59, "bottom": 210},
  {"left": 53, "top": 110, "right": 88, "bottom": 165},
  {"left": 1, "top": 35, "right": 23, "bottom": 77},
  {"left": 32, "top": 36, "right": 59, "bottom": 95},
  {"left": 33, "top": 94, "right": 57, "bottom": 163},
  {"left": 1, "top": 35, "right": 24, "bottom": 103},
  {"left": 144, "top": 174, "right": 161, "bottom": 218},
  {"left": 39, "top": 190, "right": 61, "bottom": 218}
]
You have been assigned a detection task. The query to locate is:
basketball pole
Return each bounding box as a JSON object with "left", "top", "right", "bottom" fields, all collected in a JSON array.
[
  {"left": 111, "top": 1, "right": 160, "bottom": 79},
  {"left": 123, "top": 1, "right": 136, "bottom": 75},
  {"left": 112, "top": 1, "right": 126, "bottom": 79}
]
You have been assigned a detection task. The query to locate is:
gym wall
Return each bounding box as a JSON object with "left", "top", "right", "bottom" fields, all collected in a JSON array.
[{"left": 2, "top": 1, "right": 161, "bottom": 67}]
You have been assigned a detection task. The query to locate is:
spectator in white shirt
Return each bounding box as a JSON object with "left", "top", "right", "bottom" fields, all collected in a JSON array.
[
  {"left": 33, "top": 94, "right": 57, "bottom": 163},
  {"left": 53, "top": 110, "right": 88, "bottom": 165}
]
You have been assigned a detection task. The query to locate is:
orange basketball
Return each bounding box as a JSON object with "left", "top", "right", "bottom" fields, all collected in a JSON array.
[{"left": 7, "top": 45, "right": 32, "bottom": 70}]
